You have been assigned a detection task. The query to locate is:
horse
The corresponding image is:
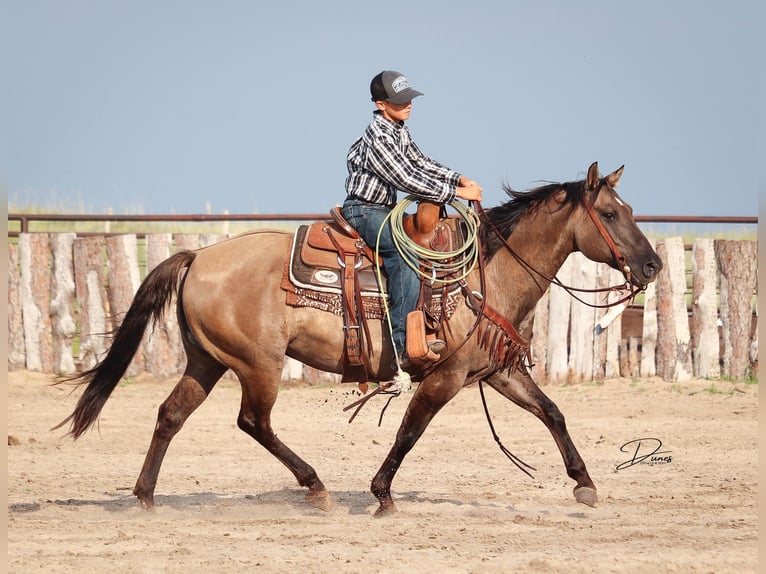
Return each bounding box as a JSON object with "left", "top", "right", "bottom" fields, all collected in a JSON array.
[{"left": 55, "top": 162, "right": 662, "bottom": 516}]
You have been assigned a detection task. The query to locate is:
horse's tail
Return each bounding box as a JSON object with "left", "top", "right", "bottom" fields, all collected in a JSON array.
[{"left": 53, "top": 250, "right": 197, "bottom": 439}]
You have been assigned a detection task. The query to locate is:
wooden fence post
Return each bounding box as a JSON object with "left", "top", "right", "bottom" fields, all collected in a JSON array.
[
  {"left": 172, "top": 234, "right": 203, "bottom": 374},
  {"left": 144, "top": 233, "right": 183, "bottom": 380},
  {"left": 531, "top": 289, "right": 550, "bottom": 383},
  {"left": 281, "top": 357, "right": 304, "bottom": 381},
  {"left": 8, "top": 242, "right": 25, "bottom": 370},
  {"left": 20, "top": 233, "right": 54, "bottom": 372},
  {"left": 174, "top": 234, "right": 201, "bottom": 251},
  {"left": 50, "top": 233, "right": 77, "bottom": 374},
  {"left": 640, "top": 273, "right": 658, "bottom": 378},
  {"left": 655, "top": 237, "right": 693, "bottom": 381},
  {"left": 568, "top": 253, "right": 597, "bottom": 382},
  {"left": 715, "top": 239, "right": 757, "bottom": 379},
  {"left": 106, "top": 234, "right": 144, "bottom": 376},
  {"left": 639, "top": 237, "right": 658, "bottom": 378},
  {"left": 595, "top": 265, "right": 625, "bottom": 379},
  {"left": 199, "top": 234, "right": 226, "bottom": 247},
  {"left": 73, "top": 236, "right": 108, "bottom": 371},
  {"left": 546, "top": 254, "right": 574, "bottom": 382},
  {"left": 690, "top": 238, "right": 720, "bottom": 378},
  {"left": 592, "top": 263, "right": 608, "bottom": 380}
]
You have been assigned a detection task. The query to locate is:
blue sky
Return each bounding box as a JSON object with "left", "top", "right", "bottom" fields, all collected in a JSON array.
[{"left": 2, "top": 1, "right": 761, "bottom": 217}]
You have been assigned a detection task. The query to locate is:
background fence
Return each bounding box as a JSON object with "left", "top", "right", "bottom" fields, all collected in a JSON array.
[{"left": 7, "top": 213, "right": 758, "bottom": 384}]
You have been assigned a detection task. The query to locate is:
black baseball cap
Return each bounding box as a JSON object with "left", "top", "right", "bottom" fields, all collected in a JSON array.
[{"left": 370, "top": 71, "right": 424, "bottom": 104}]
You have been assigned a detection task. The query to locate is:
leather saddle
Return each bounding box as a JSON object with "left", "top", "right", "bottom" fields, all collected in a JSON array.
[
  {"left": 292, "top": 204, "right": 465, "bottom": 292},
  {"left": 287, "top": 202, "right": 467, "bottom": 383}
]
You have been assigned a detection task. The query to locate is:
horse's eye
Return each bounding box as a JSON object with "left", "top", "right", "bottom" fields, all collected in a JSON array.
[{"left": 602, "top": 212, "right": 616, "bottom": 221}]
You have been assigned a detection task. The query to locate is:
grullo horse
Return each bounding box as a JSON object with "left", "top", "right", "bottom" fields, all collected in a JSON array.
[{"left": 56, "top": 162, "right": 662, "bottom": 515}]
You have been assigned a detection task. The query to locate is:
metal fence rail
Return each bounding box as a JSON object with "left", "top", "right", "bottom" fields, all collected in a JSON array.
[{"left": 7, "top": 212, "right": 759, "bottom": 236}]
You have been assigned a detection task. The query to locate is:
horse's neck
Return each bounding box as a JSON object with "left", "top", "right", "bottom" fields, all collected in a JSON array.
[{"left": 484, "top": 210, "right": 575, "bottom": 325}]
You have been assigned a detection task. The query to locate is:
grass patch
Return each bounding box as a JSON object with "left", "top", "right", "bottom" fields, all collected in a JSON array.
[{"left": 118, "top": 378, "right": 134, "bottom": 388}]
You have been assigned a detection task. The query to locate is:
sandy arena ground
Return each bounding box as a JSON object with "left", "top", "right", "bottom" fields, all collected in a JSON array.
[{"left": 7, "top": 370, "right": 758, "bottom": 573}]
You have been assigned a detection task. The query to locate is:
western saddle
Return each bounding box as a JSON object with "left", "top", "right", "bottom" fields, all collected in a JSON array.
[{"left": 287, "top": 202, "right": 467, "bottom": 383}]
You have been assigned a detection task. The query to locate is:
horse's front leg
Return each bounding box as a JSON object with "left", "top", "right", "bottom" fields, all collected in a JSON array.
[
  {"left": 484, "top": 371, "right": 598, "bottom": 507},
  {"left": 371, "top": 376, "right": 462, "bottom": 516}
]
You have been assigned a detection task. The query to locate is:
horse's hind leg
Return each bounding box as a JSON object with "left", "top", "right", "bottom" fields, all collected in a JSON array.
[
  {"left": 133, "top": 353, "right": 227, "bottom": 509},
  {"left": 484, "top": 371, "right": 598, "bottom": 507},
  {"left": 236, "top": 366, "right": 332, "bottom": 511}
]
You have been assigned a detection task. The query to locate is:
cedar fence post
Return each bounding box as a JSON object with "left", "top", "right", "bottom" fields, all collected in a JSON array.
[
  {"left": 640, "top": 240, "right": 658, "bottom": 378},
  {"left": 531, "top": 289, "right": 550, "bottom": 384},
  {"left": 50, "top": 233, "right": 77, "bottom": 374},
  {"left": 690, "top": 238, "right": 720, "bottom": 378},
  {"left": 568, "top": 253, "right": 597, "bottom": 382},
  {"left": 144, "top": 233, "right": 183, "bottom": 379},
  {"left": 106, "top": 234, "right": 144, "bottom": 377},
  {"left": 20, "top": 233, "right": 54, "bottom": 372},
  {"left": 655, "top": 237, "right": 693, "bottom": 381},
  {"left": 73, "top": 236, "right": 109, "bottom": 371},
  {"left": 8, "top": 242, "right": 25, "bottom": 370},
  {"left": 546, "top": 254, "right": 574, "bottom": 382},
  {"left": 715, "top": 239, "right": 757, "bottom": 380}
]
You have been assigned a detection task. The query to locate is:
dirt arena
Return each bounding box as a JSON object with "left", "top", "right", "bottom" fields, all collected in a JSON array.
[{"left": 7, "top": 370, "right": 758, "bottom": 573}]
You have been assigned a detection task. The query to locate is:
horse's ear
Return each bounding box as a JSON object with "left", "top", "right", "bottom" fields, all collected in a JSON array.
[
  {"left": 586, "top": 162, "right": 600, "bottom": 190},
  {"left": 605, "top": 165, "right": 625, "bottom": 188}
]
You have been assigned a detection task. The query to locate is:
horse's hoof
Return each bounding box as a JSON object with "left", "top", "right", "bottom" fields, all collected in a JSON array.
[
  {"left": 574, "top": 486, "right": 598, "bottom": 507},
  {"left": 306, "top": 491, "right": 334, "bottom": 511},
  {"left": 135, "top": 493, "right": 155, "bottom": 510},
  {"left": 374, "top": 503, "right": 398, "bottom": 517}
]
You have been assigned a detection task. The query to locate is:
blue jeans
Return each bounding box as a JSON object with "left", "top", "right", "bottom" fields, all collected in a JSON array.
[{"left": 341, "top": 198, "right": 419, "bottom": 355}]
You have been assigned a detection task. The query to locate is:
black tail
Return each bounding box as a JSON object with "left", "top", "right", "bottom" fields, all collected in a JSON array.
[{"left": 53, "top": 250, "right": 197, "bottom": 439}]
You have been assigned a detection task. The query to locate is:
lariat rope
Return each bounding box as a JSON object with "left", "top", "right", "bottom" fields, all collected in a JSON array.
[
  {"left": 388, "top": 196, "right": 481, "bottom": 284},
  {"left": 372, "top": 196, "right": 482, "bottom": 375}
]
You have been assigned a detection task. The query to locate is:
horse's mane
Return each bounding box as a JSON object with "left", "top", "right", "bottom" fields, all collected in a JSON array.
[{"left": 479, "top": 178, "right": 589, "bottom": 260}]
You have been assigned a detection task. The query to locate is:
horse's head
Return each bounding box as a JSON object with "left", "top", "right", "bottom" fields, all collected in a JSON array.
[{"left": 574, "top": 162, "right": 662, "bottom": 287}]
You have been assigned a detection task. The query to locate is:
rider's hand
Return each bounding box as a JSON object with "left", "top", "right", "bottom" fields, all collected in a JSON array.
[{"left": 456, "top": 181, "right": 483, "bottom": 202}]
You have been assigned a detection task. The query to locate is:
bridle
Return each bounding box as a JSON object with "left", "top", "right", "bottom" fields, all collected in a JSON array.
[{"left": 473, "top": 182, "right": 646, "bottom": 309}]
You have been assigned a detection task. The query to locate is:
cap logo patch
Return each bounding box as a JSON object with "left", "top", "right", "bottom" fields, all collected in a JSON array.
[{"left": 391, "top": 76, "right": 410, "bottom": 93}]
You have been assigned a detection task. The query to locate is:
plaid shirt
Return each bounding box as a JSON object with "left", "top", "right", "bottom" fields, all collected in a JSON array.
[{"left": 345, "top": 111, "right": 461, "bottom": 207}]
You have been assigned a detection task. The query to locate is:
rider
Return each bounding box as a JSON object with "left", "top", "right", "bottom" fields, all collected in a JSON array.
[{"left": 341, "top": 70, "right": 483, "bottom": 368}]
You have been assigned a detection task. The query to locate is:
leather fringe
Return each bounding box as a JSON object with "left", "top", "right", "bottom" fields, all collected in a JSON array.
[{"left": 475, "top": 319, "right": 531, "bottom": 376}]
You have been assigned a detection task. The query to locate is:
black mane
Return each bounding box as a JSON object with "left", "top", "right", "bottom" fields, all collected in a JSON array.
[{"left": 479, "top": 178, "right": 589, "bottom": 260}]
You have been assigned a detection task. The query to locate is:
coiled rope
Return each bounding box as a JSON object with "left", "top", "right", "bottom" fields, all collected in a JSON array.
[
  {"left": 381, "top": 196, "right": 481, "bottom": 285},
  {"left": 374, "top": 197, "right": 481, "bottom": 376}
]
